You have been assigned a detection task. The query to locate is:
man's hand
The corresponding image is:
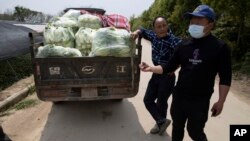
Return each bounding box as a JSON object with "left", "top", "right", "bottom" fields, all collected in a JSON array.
[
  {"left": 139, "top": 62, "right": 164, "bottom": 74},
  {"left": 211, "top": 101, "right": 224, "bottom": 117},
  {"left": 130, "top": 29, "right": 140, "bottom": 40},
  {"left": 211, "top": 85, "right": 230, "bottom": 117},
  {"left": 139, "top": 62, "right": 152, "bottom": 72}
]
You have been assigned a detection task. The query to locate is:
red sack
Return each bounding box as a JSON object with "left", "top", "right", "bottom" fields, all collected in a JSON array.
[{"left": 101, "top": 14, "right": 131, "bottom": 31}]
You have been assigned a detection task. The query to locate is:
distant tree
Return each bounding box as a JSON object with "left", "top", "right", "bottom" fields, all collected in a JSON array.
[
  {"left": 14, "top": 6, "right": 30, "bottom": 21},
  {"left": 168, "top": 0, "right": 200, "bottom": 36},
  {"left": 0, "top": 9, "right": 14, "bottom": 20},
  {"left": 130, "top": 14, "right": 144, "bottom": 31},
  {"left": 44, "top": 14, "right": 54, "bottom": 23},
  {"left": 130, "top": 0, "right": 201, "bottom": 35},
  {"left": 13, "top": 6, "right": 52, "bottom": 23},
  {"left": 129, "top": 14, "right": 136, "bottom": 30},
  {"left": 202, "top": 0, "right": 250, "bottom": 61},
  {"left": 130, "top": 0, "right": 250, "bottom": 74},
  {"left": 4, "top": 9, "right": 14, "bottom": 15}
]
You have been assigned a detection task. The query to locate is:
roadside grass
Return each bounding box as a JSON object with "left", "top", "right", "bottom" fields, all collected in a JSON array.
[
  {"left": 0, "top": 92, "right": 38, "bottom": 117},
  {"left": 0, "top": 111, "right": 12, "bottom": 117},
  {"left": 12, "top": 99, "right": 38, "bottom": 110},
  {"left": 12, "top": 88, "right": 38, "bottom": 110},
  {"left": 0, "top": 99, "right": 38, "bottom": 118},
  {"left": 27, "top": 85, "right": 36, "bottom": 95}
]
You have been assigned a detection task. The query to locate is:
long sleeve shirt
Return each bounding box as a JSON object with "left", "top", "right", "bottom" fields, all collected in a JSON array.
[
  {"left": 139, "top": 28, "right": 182, "bottom": 68},
  {"left": 162, "top": 34, "right": 232, "bottom": 99}
]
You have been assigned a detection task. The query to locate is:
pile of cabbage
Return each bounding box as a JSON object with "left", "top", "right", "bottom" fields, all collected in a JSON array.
[
  {"left": 36, "top": 44, "right": 82, "bottom": 58},
  {"left": 78, "top": 14, "right": 102, "bottom": 29},
  {"left": 75, "top": 27, "right": 95, "bottom": 56},
  {"left": 37, "top": 9, "right": 134, "bottom": 58},
  {"left": 43, "top": 26, "right": 75, "bottom": 48},
  {"left": 91, "top": 27, "right": 135, "bottom": 57}
]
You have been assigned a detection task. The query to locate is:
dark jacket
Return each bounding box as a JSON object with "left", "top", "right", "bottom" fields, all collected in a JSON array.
[{"left": 162, "top": 34, "right": 232, "bottom": 99}]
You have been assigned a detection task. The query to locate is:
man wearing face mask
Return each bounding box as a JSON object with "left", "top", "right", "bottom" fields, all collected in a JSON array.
[
  {"left": 131, "top": 16, "right": 181, "bottom": 135},
  {"left": 138, "top": 5, "right": 232, "bottom": 141}
]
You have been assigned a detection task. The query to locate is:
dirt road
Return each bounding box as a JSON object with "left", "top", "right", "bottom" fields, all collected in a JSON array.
[{"left": 1, "top": 40, "right": 250, "bottom": 141}]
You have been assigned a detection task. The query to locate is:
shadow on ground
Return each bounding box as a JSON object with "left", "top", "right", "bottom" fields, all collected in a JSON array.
[{"left": 40, "top": 100, "right": 171, "bottom": 141}]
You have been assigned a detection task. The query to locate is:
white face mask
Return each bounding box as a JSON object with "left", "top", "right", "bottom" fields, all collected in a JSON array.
[{"left": 188, "top": 24, "right": 205, "bottom": 39}]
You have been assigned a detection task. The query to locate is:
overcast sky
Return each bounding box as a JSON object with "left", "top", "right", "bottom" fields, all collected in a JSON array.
[{"left": 0, "top": 0, "right": 154, "bottom": 18}]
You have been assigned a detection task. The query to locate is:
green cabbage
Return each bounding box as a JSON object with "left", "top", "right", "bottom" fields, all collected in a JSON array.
[
  {"left": 75, "top": 27, "right": 96, "bottom": 56},
  {"left": 51, "top": 17, "right": 78, "bottom": 28},
  {"left": 36, "top": 44, "right": 82, "bottom": 58},
  {"left": 44, "top": 25, "right": 75, "bottom": 48},
  {"left": 91, "top": 27, "right": 135, "bottom": 57},
  {"left": 78, "top": 14, "right": 102, "bottom": 29}
]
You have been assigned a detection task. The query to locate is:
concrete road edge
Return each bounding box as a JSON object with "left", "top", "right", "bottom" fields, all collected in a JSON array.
[{"left": 0, "top": 83, "right": 35, "bottom": 112}]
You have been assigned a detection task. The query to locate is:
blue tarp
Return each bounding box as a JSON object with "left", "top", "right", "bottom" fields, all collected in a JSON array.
[{"left": 0, "top": 22, "right": 35, "bottom": 60}]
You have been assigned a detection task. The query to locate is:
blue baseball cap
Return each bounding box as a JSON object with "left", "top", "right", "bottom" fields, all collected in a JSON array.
[{"left": 184, "top": 5, "right": 216, "bottom": 21}]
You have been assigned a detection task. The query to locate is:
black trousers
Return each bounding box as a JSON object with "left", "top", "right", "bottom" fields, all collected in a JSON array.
[
  {"left": 170, "top": 94, "right": 210, "bottom": 141},
  {"left": 144, "top": 73, "right": 175, "bottom": 123},
  {"left": 0, "top": 125, "right": 12, "bottom": 141}
]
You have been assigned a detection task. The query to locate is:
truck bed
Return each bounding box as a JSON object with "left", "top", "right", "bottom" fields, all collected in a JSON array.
[{"left": 29, "top": 32, "right": 142, "bottom": 101}]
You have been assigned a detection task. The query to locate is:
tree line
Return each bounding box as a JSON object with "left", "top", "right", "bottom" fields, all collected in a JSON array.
[
  {"left": 130, "top": 0, "right": 250, "bottom": 75},
  {"left": 0, "top": 6, "right": 53, "bottom": 23}
]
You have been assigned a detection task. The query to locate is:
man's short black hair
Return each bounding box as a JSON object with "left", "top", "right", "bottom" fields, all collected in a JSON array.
[{"left": 152, "top": 16, "right": 167, "bottom": 27}]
